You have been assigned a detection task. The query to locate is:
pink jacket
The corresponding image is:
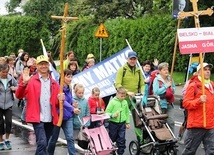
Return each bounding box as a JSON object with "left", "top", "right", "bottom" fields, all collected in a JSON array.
[{"left": 15, "top": 73, "right": 59, "bottom": 125}]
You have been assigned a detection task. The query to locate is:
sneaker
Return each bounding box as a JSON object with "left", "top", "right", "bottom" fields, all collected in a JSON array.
[
  {"left": 201, "top": 143, "right": 204, "bottom": 149},
  {"left": 178, "top": 139, "right": 184, "bottom": 145},
  {"left": 4, "top": 140, "right": 12, "bottom": 150},
  {"left": 0, "top": 142, "right": 5, "bottom": 150}
]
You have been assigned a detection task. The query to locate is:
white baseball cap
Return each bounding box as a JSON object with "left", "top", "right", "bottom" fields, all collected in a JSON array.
[{"left": 197, "top": 63, "right": 213, "bottom": 72}]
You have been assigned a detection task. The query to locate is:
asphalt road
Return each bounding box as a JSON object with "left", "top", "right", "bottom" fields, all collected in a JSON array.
[{"left": 11, "top": 98, "right": 205, "bottom": 155}]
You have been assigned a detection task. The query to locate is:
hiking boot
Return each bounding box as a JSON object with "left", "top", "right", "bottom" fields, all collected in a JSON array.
[
  {"left": 4, "top": 140, "right": 12, "bottom": 150},
  {"left": 0, "top": 142, "right": 5, "bottom": 150}
]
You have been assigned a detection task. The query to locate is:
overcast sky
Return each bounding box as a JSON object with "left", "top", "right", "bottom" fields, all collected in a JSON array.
[{"left": 0, "top": 0, "right": 9, "bottom": 15}]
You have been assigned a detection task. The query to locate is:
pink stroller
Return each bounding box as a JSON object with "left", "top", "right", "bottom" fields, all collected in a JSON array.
[{"left": 77, "top": 114, "right": 118, "bottom": 155}]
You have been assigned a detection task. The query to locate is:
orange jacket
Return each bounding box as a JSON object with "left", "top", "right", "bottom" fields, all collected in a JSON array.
[{"left": 183, "top": 76, "right": 214, "bottom": 129}]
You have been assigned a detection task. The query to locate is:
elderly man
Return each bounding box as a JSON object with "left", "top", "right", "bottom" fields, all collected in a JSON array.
[{"left": 182, "top": 63, "right": 214, "bottom": 155}]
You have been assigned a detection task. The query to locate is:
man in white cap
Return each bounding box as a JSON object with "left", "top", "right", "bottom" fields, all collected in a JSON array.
[
  {"left": 15, "top": 55, "right": 62, "bottom": 155},
  {"left": 182, "top": 62, "right": 214, "bottom": 155},
  {"left": 115, "top": 51, "right": 145, "bottom": 150}
]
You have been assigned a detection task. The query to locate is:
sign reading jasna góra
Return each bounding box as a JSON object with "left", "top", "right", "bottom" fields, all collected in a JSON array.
[{"left": 177, "top": 27, "right": 214, "bottom": 54}]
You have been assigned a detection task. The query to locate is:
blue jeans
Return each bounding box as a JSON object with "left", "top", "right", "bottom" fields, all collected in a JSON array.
[
  {"left": 48, "top": 117, "right": 75, "bottom": 155},
  {"left": 33, "top": 122, "right": 54, "bottom": 155},
  {"left": 21, "top": 99, "right": 26, "bottom": 121}
]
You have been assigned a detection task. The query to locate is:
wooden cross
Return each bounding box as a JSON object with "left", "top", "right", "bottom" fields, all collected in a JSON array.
[
  {"left": 51, "top": 3, "right": 78, "bottom": 127},
  {"left": 178, "top": 0, "right": 213, "bottom": 27},
  {"left": 174, "top": 0, "right": 213, "bottom": 128}
]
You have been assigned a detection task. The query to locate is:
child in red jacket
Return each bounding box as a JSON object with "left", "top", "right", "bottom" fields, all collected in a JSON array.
[
  {"left": 88, "top": 87, "right": 105, "bottom": 114},
  {"left": 88, "top": 87, "right": 106, "bottom": 127}
]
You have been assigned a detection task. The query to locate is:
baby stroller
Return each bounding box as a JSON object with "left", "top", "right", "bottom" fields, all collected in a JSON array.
[
  {"left": 77, "top": 114, "right": 118, "bottom": 155},
  {"left": 129, "top": 94, "right": 177, "bottom": 155}
]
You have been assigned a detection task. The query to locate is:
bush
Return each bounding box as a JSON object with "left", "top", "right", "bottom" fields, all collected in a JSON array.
[
  {"left": 0, "top": 16, "right": 50, "bottom": 57},
  {"left": 66, "top": 15, "right": 192, "bottom": 71}
]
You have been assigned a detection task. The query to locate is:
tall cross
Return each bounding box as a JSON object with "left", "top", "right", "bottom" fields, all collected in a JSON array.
[
  {"left": 177, "top": 0, "right": 213, "bottom": 127},
  {"left": 51, "top": 3, "right": 78, "bottom": 126},
  {"left": 178, "top": 0, "right": 213, "bottom": 27}
]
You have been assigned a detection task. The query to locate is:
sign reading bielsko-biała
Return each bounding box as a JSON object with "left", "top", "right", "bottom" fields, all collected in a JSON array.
[{"left": 177, "top": 27, "right": 214, "bottom": 54}]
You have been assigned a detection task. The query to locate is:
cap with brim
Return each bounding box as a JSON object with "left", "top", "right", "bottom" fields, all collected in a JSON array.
[
  {"left": 128, "top": 51, "right": 137, "bottom": 58},
  {"left": 197, "top": 63, "right": 213, "bottom": 72},
  {"left": 36, "top": 55, "right": 49, "bottom": 64},
  {"left": 87, "top": 53, "right": 95, "bottom": 59}
]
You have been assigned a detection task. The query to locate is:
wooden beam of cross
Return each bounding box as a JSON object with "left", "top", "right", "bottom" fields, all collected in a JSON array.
[
  {"left": 51, "top": 3, "right": 78, "bottom": 127},
  {"left": 171, "top": 0, "right": 214, "bottom": 128},
  {"left": 178, "top": 0, "right": 213, "bottom": 27}
]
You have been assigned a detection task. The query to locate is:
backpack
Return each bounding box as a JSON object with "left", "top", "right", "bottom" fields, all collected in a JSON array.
[
  {"left": 148, "top": 70, "right": 159, "bottom": 95},
  {"left": 148, "top": 70, "right": 175, "bottom": 103},
  {"left": 14, "top": 58, "right": 21, "bottom": 68},
  {"left": 8, "top": 78, "right": 15, "bottom": 101},
  {"left": 180, "top": 76, "right": 200, "bottom": 108}
]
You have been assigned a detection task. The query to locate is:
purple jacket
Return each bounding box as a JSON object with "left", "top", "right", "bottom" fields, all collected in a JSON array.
[{"left": 62, "top": 86, "right": 74, "bottom": 120}]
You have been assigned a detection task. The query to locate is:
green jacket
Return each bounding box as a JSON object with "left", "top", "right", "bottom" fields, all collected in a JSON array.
[
  {"left": 105, "top": 97, "right": 130, "bottom": 124},
  {"left": 115, "top": 63, "right": 144, "bottom": 93}
]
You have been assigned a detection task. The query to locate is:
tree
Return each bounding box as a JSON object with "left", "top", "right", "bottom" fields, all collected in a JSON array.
[
  {"left": 70, "top": 0, "right": 154, "bottom": 23},
  {"left": 5, "top": 0, "right": 21, "bottom": 14}
]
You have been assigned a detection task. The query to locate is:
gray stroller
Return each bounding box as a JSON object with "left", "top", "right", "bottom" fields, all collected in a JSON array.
[{"left": 129, "top": 94, "right": 177, "bottom": 155}]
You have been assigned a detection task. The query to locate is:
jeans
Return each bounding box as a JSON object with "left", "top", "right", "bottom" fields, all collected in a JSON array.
[
  {"left": 33, "top": 122, "right": 54, "bottom": 155},
  {"left": 48, "top": 117, "right": 75, "bottom": 155},
  {"left": 182, "top": 128, "right": 214, "bottom": 155},
  {"left": 109, "top": 121, "right": 126, "bottom": 155},
  {"left": 21, "top": 99, "right": 26, "bottom": 121}
]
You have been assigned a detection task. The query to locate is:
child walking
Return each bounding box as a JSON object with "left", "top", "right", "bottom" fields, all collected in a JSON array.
[
  {"left": 0, "top": 63, "right": 17, "bottom": 150},
  {"left": 105, "top": 87, "right": 130, "bottom": 155},
  {"left": 72, "top": 83, "right": 90, "bottom": 139}
]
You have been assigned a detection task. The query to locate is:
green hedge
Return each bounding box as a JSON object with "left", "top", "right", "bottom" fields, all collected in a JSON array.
[
  {"left": 0, "top": 14, "right": 213, "bottom": 73},
  {"left": 66, "top": 15, "right": 214, "bottom": 72},
  {"left": 0, "top": 16, "right": 50, "bottom": 57}
]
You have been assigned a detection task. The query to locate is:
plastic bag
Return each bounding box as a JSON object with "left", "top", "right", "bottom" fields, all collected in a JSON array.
[
  {"left": 77, "top": 127, "right": 89, "bottom": 149},
  {"left": 165, "top": 88, "right": 175, "bottom": 103}
]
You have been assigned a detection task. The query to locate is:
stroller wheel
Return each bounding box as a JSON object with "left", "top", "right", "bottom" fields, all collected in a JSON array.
[
  {"left": 167, "top": 147, "right": 177, "bottom": 155},
  {"left": 129, "top": 140, "right": 140, "bottom": 155},
  {"left": 151, "top": 148, "right": 160, "bottom": 155}
]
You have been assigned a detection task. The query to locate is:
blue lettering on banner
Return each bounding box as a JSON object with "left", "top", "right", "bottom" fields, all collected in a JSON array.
[{"left": 72, "top": 46, "right": 133, "bottom": 98}]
